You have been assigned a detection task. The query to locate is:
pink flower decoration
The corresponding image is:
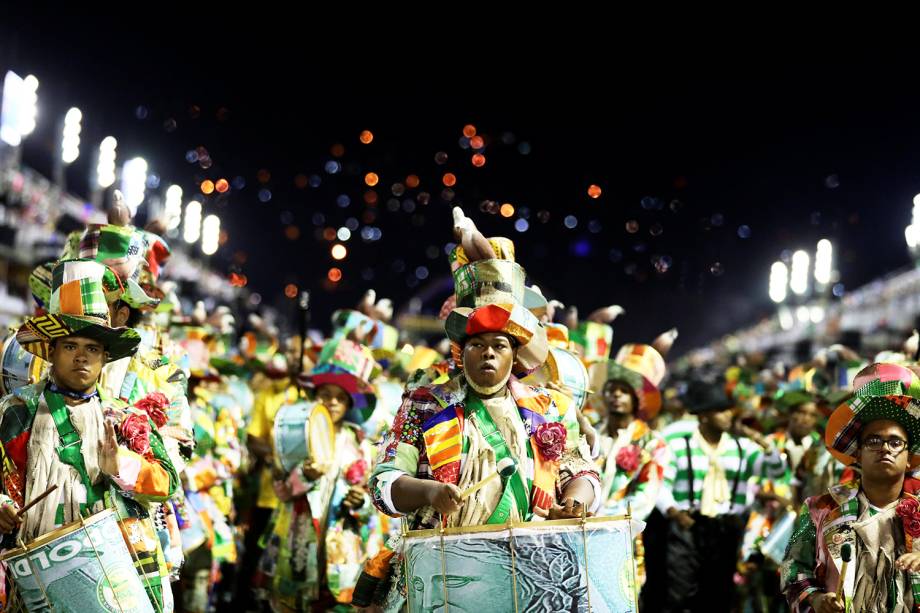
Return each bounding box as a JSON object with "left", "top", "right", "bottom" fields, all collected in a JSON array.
[
  {"left": 534, "top": 422, "right": 567, "bottom": 461},
  {"left": 898, "top": 496, "right": 920, "bottom": 538},
  {"left": 615, "top": 444, "right": 642, "bottom": 473},
  {"left": 120, "top": 411, "right": 152, "bottom": 457},
  {"left": 345, "top": 459, "right": 369, "bottom": 485},
  {"left": 134, "top": 392, "right": 169, "bottom": 428}
]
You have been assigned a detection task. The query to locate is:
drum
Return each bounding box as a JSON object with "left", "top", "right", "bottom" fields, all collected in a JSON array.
[
  {"left": 761, "top": 510, "right": 797, "bottom": 566},
  {"left": 523, "top": 347, "right": 591, "bottom": 411},
  {"left": 1, "top": 508, "right": 154, "bottom": 612},
  {"left": 0, "top": 333, "right": 47, "bottom": 396},
  {"left": 400, "top": 516, "right": 640, "bottom": 613},
  {"left": 272, "top": 401, "right": 335, "bottom": 473}
]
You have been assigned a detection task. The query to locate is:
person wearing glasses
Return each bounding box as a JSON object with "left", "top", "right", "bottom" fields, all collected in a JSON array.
[{"left": 782, "top": 363, "right": 920, "bottom": 613}]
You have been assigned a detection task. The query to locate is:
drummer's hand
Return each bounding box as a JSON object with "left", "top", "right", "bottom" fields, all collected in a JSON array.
[
  {"left": 667, "top": 507, "right": 695, "bottom": 530},
  {"left": 302, "top": 461, "right": 325, "bottom": 481},
  {"left": 272, "top": 479, "right": 293, "bottom": 502},
  {"left": 425, "top": 482, "right": 462, "bottom": 516},
  {"left": 897, "top": 552, "right": 920, "bottom": 572},
  {"left": 343, "top": 486, "right": 367, "bottom": 510},
  {"left": 99, "top": 420, "right": 120, "bottom": 476},
  {"left": 0, "top": 502, "right": 20, "bottom": 534},
  {"left": 547, "top": 497, "right": 592, "bottom": 520},
  {"left": 738, "top": 424, "right": 771, "bottom": 451},
  {"left": 810, "top": 591, "right": 845, "bottom": 613},
  {"left": 576, "top": 411, "right": 598, "bottom": 453}
]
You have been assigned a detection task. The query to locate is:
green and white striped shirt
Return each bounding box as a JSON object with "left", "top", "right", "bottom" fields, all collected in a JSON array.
[{"left": 657, "top": 422, "right": 785, "bottom": 516}]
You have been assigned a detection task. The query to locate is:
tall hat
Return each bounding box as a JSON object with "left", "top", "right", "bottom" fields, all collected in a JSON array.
[
  {"left": 448, "top": 208, "right": 547, "bottom": 314},
  {"left": 826, "top": 362, "right": 920, "bottom": 468},
  {"left": 28, "top": 261, "right": 55, "bottom": 310},
  {"left": 603, "top": 328, "right": 677, "bottom": 422},
  {"left": 61, "top": 223, "right": 160, "bottom": 310},
  {"left": 299, "top": 337, "right": 379, "bottom": 424},
  {"left": 444, "top": 209, "right": 549, "bottom": 376},
  {"left": 17, "top": 260, "right": 141, "bottom": 362},
  {"left": 331, "top": 307, "right": 399, "bottom": 359},
  {"left": 60, "top": 191, "right": 172, "bottom": 311},
  {"left": 568, "top": 305, "right": 625, "bottom": 364}
]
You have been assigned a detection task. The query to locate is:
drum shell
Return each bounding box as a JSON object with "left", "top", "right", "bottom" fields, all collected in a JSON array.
[{"left": 1, "top": 508, "right": 154, "bottom": 613}]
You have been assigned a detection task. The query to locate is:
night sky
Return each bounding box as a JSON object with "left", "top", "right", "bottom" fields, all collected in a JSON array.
[{"left": 3, "top": 18, "right": 919, "bottom": 355}]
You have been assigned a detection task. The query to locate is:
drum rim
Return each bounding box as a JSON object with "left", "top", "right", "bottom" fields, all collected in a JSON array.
[
  {"left": 0, "top": 508, "right": 117, "bottom": 560},
  {"left": 403, "top": 512, "right": 632, "bottom": 539},
  {"left": 307, "top": 404, "right": 334, "bottom": 468}
]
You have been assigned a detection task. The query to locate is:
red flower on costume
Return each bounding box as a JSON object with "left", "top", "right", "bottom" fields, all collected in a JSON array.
[
  {"left": 616, "top": 444, "right": 642, "bottom": 473},
  {"left": 134, "top": 392, "right": 170, "bottom": 428},
  {"left": 345, "top": 459, "right": 369, "bottom": 485},
  {"left": 121, "top": 411, "right": 152, "bottom": 457},
  {"left": 897, "top": 496, "right": 920, "bottom": 538},
  {"left": 534, "top": 422, "right": 566, "bottom": 461}
]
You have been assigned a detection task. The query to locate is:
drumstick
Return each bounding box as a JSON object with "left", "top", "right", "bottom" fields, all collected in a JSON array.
[
  {"left": 562, "top": 383, "right": 595, "bottom": 395},
  {"left": 835, "top": 543, "right": 852, "bottom": 601},
  {"left": 17, "top": 484, "right": 57, "bottom": 517},
  {"left": 461, "top": 458, "right": 516, "bottom": 500}
]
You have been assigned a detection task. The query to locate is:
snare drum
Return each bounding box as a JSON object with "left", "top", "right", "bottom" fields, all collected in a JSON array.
[
  {"left": 272, "top": 401, "right": 335, "bottom": 473},
  {"left": 1, "top": 508, "right": 154, "bottom": 612}
]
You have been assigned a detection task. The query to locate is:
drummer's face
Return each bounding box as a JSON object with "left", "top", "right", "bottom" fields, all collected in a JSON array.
[
  {"left": 317, "top": 384, "right": 351, "bottom": 424},
  {"left": 463, "top": 333, "right": 516, "bottom": 389},
  {"left": 603, "top": 381, "right": 635, "bottom": 416},
  {"left": 49, "top": 336, "right": 106, "bottom": 393}
]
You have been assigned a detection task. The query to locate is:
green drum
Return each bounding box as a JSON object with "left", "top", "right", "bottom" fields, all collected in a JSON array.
[{"left": 2, "top": 509, "right": 154, "bottom": 613}]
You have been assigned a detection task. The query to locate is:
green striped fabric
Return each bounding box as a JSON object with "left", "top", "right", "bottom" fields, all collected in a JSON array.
[{"left": 657, "top": 425, "right": 786, "bottom": 515}]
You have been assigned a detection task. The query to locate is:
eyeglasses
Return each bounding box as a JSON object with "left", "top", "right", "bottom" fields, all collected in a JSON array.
[{"left": 862, "top": 436, "right": 908, "bottom": 453}]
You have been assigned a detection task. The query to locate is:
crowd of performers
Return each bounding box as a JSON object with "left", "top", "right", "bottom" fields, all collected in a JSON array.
[{"left": 0, "top": 198, "right": 918, "bottom": 612}]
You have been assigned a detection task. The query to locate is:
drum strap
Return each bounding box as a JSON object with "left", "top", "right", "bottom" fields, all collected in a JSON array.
[
  {"left": 729, "top": 436, "right": 743, "bottom": 513},
  {"left": 42, "top": 390, "right": 106, "bottom": 510},
  {"left": 464, "top": 395, "right": 530, "bottom": 524},
  {"left": 684, "top": 436, "right": 695, "bottom": 510}
]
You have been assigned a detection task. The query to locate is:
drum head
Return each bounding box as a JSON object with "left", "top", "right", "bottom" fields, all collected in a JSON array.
[{"left": 307, "top": 404, "right": 335, "bottom": 468}]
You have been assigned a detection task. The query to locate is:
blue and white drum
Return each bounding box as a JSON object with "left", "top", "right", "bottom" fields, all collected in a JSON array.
[
  {"left": 272, "top": 401, "right": 335, "bottom": 473},
  {"left": 523, "top": 347, "right": 591, "bottom": 411},
  {"left": 0, "top": 333, "right": 46, "bottom": 396}
]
